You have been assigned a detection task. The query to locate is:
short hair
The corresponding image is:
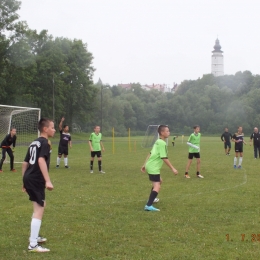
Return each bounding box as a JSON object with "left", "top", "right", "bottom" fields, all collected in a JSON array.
[
  {"left": 158, "top": 125, "right": 168, "bottom": 135},
  {"left": 63, "top": 125, "right": 68, "bottom": 129},
  {"left": 193, "top": 125, "right": 200, "bottom": 129},
  {"left": 10, "top": 127, "right": 16, "bottom": 131},
  {"left": 38, "top": 118, "right": 52, "bottom": 133}
]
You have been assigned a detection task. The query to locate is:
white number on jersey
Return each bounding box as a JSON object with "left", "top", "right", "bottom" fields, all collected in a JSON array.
[{"left": 29, "top": 146, "right": 37, "bottom": 165}]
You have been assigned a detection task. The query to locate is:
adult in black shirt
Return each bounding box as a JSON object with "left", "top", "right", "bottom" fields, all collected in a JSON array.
[
  {"left": 0, "top": 128, "right": 17, "bottom": 172},
  {"left": 221, "top": 128, "right": 232, "bottom": 155},
  {"left": 250, "top": 127, "right": 260, "bottom": 159}
]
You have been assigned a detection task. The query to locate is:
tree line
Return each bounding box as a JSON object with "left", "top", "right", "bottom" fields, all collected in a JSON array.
[{"left": 1, "top": 1, "right": 259, "bottom": 135}]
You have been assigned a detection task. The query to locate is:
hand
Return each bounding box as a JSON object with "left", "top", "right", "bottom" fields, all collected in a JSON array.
[
  {"left": 141, "top": 166, "right": 146, "bottom": 173},
  {"left": 61, "top": 117, "right": 65, "bottom": 122},
  {"left": 12, "top": 148, "right": 15, "bottom": 153},
  {"left": 70, "top": 145, "right": 72, "bottom": 149},
  {"left": 22, "top": 186, "right": 26, "bottom": 192},
  {"left": 46, "top": 181, "right": 54, "bottom": 191},
  {"left": 172, "top": 168, "right": 178, "bottom": 175},
  {"left": 102, "top": 148, "right": 105, "bottom": 152},
  {"left": 90, "top": 148, "right": 93, "bottom": 152}
]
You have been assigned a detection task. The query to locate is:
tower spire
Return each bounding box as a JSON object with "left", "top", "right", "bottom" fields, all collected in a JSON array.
[{"left": 211, "top": 38, "right": 224, "bottom": 76}]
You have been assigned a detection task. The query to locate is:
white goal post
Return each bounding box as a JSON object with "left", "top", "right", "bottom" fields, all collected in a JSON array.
[
  {"left": 141, "top": 125, "right": 168, "bottom": 148},
  {"left": 0, "top": 105, "right": 41, "bottom": 163}
]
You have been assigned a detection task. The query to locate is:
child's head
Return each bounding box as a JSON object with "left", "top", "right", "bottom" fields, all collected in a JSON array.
[
  {"left": 38, "top": 118, "right": 55, "bottom": 138},
  {"left": 10, "top": 128, "right": 16, "bottom": 135},
  {"left": 158, "top": 125, "right": 170, "bottom": 138},
  {"left": 193, "top": 125, "right": 200, "bottom": 134},
  {"left": 94, "top": 126, "right": 101, "bottom": 134},
  {"left": 238, "top": 126, "right": 242, "bottom": 133},
  {"left": 63, "top": 125, "right": 69, "bottom": 133}
]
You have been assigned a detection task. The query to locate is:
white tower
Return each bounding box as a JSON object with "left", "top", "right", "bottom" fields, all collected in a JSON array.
[{"left": 211, "top": 38, "right": 224, "bottom": 76}]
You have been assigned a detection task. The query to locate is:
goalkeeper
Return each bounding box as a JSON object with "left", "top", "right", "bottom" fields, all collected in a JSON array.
[
  {"left": 185, "top": 125, "right": 204, "bottom": 179},
  {"left": 0, "top": 128, "right": 17, "bottom": 172}
]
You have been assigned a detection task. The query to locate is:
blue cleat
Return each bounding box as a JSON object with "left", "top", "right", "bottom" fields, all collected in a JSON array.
[
  {"left": 233, "top": 165, "right": 236, "bottom": 169},
  {"left": 237, "top": 165, "right": 241, "bottom": 169},
  {"left": 144, "top": 205, "right": 160, "bottom": 211}
]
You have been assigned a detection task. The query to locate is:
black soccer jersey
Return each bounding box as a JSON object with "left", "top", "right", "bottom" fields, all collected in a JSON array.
[
  {"left": 250, "top": 132, "right": 260, "bottom": 146},
  {"left": 1, "top": 134, "right": 16, "bottom": 148},
  {"left": 232, "top": 133, "right": 244, "bottom": 149},
  {"left": 59, "top": 130, "right": 71, "bottom": 147},
  {"left": 221, "top": 132, "right": 232, "bottom": 143},
  {"left": 23, "top": 137, "right": 51, "bottom": 189}
]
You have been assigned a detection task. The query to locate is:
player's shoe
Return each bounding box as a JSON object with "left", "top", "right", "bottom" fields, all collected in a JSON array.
[
  {"left": 56, "top": 165, "right": 59, "bottom": 168},
  {"left": 10, "top": 169, "right": 16, "bottom": 172},
  {"left": 197, "top": 174, "right": 204, "bottom": 178},
  {"left": 65, "top": 165, "right": 70, "bottom": 168},
  {"left": 233, "top": 165, "right": 236, "bottom": 169},
  {"left": 228, "top": 153, "right": 230, "bottom": 155},
  {"left": 37, "top": 236, "right": 47, "bottom": 243},
  {"left": 238, "top": 165, "right": 241, "bottom": 169},
  {"left": 99, "top": 170, "right": 105, "bottom": 174},
  {"left": 90, "top": 170, "right": 93, "bottom": 173},
  {"left": 28, "top": 244, "right": 50, "bottom": 252},
  {"left": 144, "top": 205, "right": 160, "bottom": 211},
  {"left": 185, "top": 174, "right": 191, "bottom": 178},
  {"left": 153, "top": 198, "right": 159, "bottom": 203}
]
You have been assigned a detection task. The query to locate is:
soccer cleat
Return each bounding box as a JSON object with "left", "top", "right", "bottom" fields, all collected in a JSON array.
[
  {"left": 56, "top": 165, "right": 59, "bottom": 168},
  {"left": 153, "top": 198, "right": 159, "bottom": 203},
  {"left": 185, "top": 174, "right": 191, "bottom": 179},
  {"left": 37, "top": 236, "right": 47, "bottom": 243},
  {"left": 233, "top": 165, "right": 237, "bottom": 169},
  {"left": 65, "top": 166, "right": 70, "bottom": 168},
  {"left": 197, "top": 174, "right": 204, "bottom": 178},
  {"left": 228, "top": 153, "right": 230, "bottom": 155},
  {"left": 90, "top": 170, "right": 93, "bottom": 173},
  {"left": 144, "top": 205, "right": 160, "bottom": 211},
  {"left": 99, "top": 170, "right": 105, "bottom": 174},
  {"left": 238, "top": 165, "right": 241, "bottom": 169},
  {"left": 28, "top": 244, "right": 50, "bottom": 252},
  {"left": 10, "top": 169, "right": 16, "bottom": 172}
]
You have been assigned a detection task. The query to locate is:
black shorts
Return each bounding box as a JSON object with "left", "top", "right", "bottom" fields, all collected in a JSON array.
[
  {"left": 188, "top": 153, "right": 200, "bottom": 159},
  {"left": 148, "top": 174, "right": 160, "bottom": 182},
  {"left": 58, "top": 146, "right": 68, "bottom": 155},
  {"left": 235, "top": 146, "right": 243, "bottom": 153},
  {"left": 25, "top": 188, "right": 45, "bottom": 207},
  {"left": 224, "top": 142, "right": 231, "bottom": 149},
  {"left": 91, "top": 151, "right": 101, "bottom": 158}
]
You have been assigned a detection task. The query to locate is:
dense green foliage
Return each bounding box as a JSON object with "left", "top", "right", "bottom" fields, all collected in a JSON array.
[{"left": 1, "top": 1, "right": 260, "bottom": 135}]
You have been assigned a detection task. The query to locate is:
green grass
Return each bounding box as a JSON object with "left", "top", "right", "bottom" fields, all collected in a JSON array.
[{"left": 1, "top": 136, "right": 260, "bottom": 259}]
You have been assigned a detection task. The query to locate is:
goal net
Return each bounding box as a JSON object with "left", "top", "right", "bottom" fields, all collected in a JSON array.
[
  {"left": 0, "top": 105, "right": 41, "bottom": 163},
  {"left": 141, "top": 125, "right": 168, "bottom": 148}
]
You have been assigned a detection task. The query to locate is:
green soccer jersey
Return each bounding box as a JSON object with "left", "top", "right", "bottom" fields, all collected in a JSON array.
[
  {"left": 145, "top": 139, "right": 168, "bottom": 175},
  {"left": 89, "top": 132, "right": 102, "bottom": 151},
  {"left": 188, "top": 133, "right": 201, "bottom": 153}
]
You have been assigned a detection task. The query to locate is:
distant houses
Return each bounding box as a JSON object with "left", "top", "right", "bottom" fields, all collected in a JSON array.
[{"left": 118, "top": 83, "right": 178, "bottom": 93}]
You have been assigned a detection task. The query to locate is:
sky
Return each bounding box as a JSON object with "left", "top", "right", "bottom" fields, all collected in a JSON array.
[{"left": 17, "top": 0, "right": 260, "bottom": 86}]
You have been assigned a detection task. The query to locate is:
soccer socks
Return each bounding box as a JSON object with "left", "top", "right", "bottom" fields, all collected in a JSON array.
[
  {"left": 64, "top": 158, "right": 68, "bottom": 166},
  {"left": 147, "top": 191, "right": 158, "bottom": 206},
  {"left": 98, "top": 161, "right": 101, "bottom": 171},
  {"left": 29, "top": 218, "right": 41, "bottom": 247},
  {"left": 239, "top": 157, "right": 243, "bottom": 166},
  {"left": 234, "top": 157, "right": 237, "bottom": 166},
  {"left": 57, "top": 157, "right": 61, "bottom": 166},
  {"left": 90, "top": 161, "right": 93, "bottom": 170}
]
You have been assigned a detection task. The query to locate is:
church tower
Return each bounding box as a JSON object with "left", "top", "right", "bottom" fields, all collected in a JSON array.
[{"left": 211, "top": 38, "right": 224, "bottom": 76}]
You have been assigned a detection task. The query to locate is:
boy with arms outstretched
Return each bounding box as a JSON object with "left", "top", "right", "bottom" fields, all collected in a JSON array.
[
  {"left": 141, "top": 125, "right": 178, "bottom": 212},
  {"left": 22, "top": 118, "right": 55, "bottom": 252},
  {"left": 56, "top": 117, "right": 72, "bottom": 168}
]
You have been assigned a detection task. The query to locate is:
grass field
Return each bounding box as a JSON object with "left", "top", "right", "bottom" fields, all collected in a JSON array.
[{"left": 1, "top": 135, "right": 260, "bottom": 260}]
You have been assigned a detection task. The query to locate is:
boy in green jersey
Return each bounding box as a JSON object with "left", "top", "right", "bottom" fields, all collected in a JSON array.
[
  {"left": 185, "top": 125, "right": 204, "bottom": 179},
  {"left": 88, "top": 126, "right": 105, "bottom": 173},
  {"left": 141, "top": 125, "right": 178, "bottom": 212}
]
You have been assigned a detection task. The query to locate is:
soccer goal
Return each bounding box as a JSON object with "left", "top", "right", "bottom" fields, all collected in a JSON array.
[
  {"left": 0, "top": 105, "right": 41, "bottom": 163},
  {"left": 141, "top": 125, "right": 168, "bottom": 148}
]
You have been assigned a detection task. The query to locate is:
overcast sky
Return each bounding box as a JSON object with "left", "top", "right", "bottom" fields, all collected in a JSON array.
[{"left": 18, "top": 0, "right": 260, "bottom": 86}]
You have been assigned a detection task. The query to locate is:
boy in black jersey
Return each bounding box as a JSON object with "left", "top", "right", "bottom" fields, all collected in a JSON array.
[
  {"left": 22, "top": 118, "right": 55, "bottom": 253},
  {"left": 56, "top": 117, "right": 72, "bottom": 168},
  {"left": 232, "top": 126, "right": 247, "bottom": 169},
  {"left": 0, "top": 128, "right": 17, "bottom": 172},
  {"left": 221, "top": 127, "right": 232, "bottom": 155}
]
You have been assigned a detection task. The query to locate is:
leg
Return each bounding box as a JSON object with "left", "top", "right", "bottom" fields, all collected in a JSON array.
[
  {"left": 147, "top": 181, "right": 161, "bottom": 206},
  {"left": 196, "top": 158, "right": 201, "bottom": 173},
  {"left": 238, "top": 152, "right": 243, "bottom": 167},
  {"left": 97, "top": 151, "right": 104, "bottom": 173},
  {"left": 254, "top": 145, "right": 257, "bottom": 158},
  {"left": 56, "top": 154, "right": 62, "bottom": 167},
  {"left": 0, "top": 148, "right": 6, "bottom": 170},
  {"left": 64, "top": 154, "right": 68, "bottom": 167},
  {"left": 234, "top": 152, "right": 238, "bottom": 168},
  {"left": 6, "top": 148, "right": 14, "bottom": 170}
]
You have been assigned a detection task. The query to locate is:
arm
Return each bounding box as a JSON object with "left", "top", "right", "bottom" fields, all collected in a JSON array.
[
  {"left": 100, "top": 141, "right": 105, "bottom": 152},
  {"left": 250, "top": 134, "right": 253, "bottom": 146},
  {"left": 59, "top": 117, "right": 65, "bottom": 131},
  {"left": 13, "top": 135, "right": 16, "bottom": 148},
  {"left": 221, "top": 133, "right": 224, "bottom": 142},
  {"left": 141, "top": 153, "right": 151, "bottom": 172},
  {"left": 88, "top": 140, "right": 93, "bottom": 151},
  {"left": 69, "top": 140, "right": 72, "bottom": 148},
  {"left": 22, "top": 161, "right": 29, "bottom": 192},
  {"left": 38, "top": 157, "right": 53, "bottom": 190},
  {"left": 162, "top": 158, "right": 178, "bottom": 175}
]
